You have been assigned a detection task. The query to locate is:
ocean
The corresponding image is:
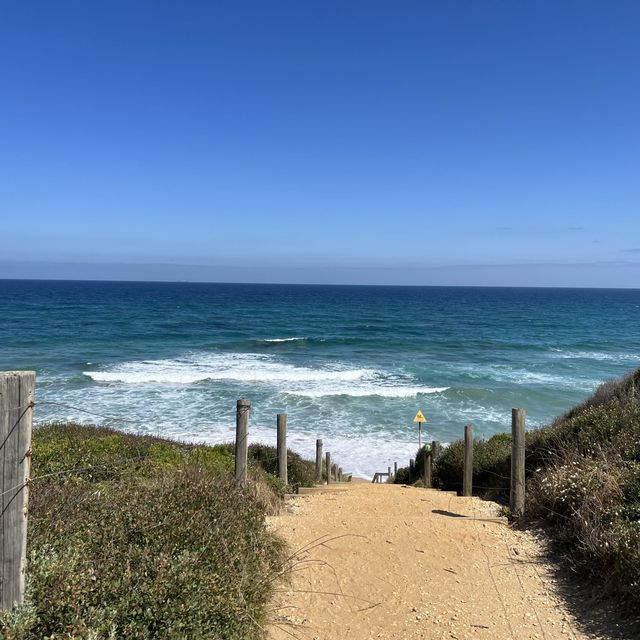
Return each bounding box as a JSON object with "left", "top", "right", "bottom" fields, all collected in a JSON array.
[{"left": 1, "top": 280, "right": 639, "bottom": 477}]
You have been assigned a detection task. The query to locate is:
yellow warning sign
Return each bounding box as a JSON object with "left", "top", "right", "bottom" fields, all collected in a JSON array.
[{"left": 413, "top": 410, "right": 426, "bottom": 423}]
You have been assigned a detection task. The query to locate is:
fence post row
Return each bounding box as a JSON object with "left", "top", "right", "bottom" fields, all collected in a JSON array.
[
  {"left": 235, "top": 399, "right": 250, "bottom": 487},
  {"left": 0, "top": 371, "right": 35, "bottom": 613},
  {"left": 463, "top": 424, "right": 473, "bottom": 497},
  {"left": 511, "top": 408, "right": 526, "bottom": 517},
  {"left": 276, "top": 413, "right": 287, "bottom": 486}
]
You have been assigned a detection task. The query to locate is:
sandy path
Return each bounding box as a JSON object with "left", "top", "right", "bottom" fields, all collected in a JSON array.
[{"left": 266, "top": 482, "right": 594, "bottom": 640}]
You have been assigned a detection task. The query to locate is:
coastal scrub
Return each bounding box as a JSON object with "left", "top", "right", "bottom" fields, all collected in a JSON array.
[{"left": 0, "top": 424, "right": 296, "bottom": 640}]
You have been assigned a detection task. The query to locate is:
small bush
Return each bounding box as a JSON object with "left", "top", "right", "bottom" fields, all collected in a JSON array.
[
  {"left": 433, "top": 434, "right": 511, "bottom": 499},
  {"left": 244, "top": 443, "right": 317, "bottom": 492}
]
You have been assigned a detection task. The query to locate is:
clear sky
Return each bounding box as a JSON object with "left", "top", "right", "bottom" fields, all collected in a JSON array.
[{"left": 1, "top": 1, "right": 639, "bottom": 286}]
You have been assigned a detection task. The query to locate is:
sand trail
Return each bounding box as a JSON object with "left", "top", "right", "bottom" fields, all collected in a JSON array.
[{"left": 267, "top": 482, "right": 591, "bottom": 640}]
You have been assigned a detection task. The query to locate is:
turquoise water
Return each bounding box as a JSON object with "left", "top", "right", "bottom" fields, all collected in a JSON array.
[{"left": 1, "top": 280, "right": 639, "bottom": 476}]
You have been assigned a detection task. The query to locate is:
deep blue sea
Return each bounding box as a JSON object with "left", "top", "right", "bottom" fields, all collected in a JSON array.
[{"left": 1, "top": 280, "right": 639, "bottom": 476}]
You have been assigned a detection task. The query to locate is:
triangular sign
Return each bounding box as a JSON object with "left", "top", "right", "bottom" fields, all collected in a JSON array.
[{"left": 413, "top": 409, "right": 426, "bottom": 423}]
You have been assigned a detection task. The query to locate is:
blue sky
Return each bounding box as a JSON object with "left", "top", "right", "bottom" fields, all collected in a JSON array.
[{"left": 1, "top": 1, "right": 639, "bottom": 286}]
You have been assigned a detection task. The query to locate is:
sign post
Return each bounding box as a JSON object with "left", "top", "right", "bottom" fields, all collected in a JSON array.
[{"left": 413, "top": 409, "right": 426, "bottom": 448}]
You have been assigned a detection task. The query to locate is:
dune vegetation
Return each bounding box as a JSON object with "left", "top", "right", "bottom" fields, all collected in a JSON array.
[{"left": 0, "top": 423, "right": 316, "bottom": 640}]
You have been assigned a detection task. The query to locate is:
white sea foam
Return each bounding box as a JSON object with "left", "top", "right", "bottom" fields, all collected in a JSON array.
[
  {"left": 549, "top": 349, "right": 640, "bottom": 363},
  {"left": 260, "top": 337, "right": 307, "bottom": 343},
  {"left": 84, "top": 352, "right": 445, "bottom": 399},
  {"left": 452, "top": 362, "right": 596, "bottom": 389},
  {"left": 295, "top": 385, "right": 449, "bottom": 398}
]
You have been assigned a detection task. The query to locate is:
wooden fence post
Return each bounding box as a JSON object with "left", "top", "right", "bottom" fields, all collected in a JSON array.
[
  {"left": 424, "top": 452, "right": 432, "bottom": 488},
  {"left": 315, "top": 438, "right": 323, "bottom": 483},
  {"left": 0, "top": 371, "right": 35, "bottom": 612},
  {"left": 325, "top": 452, "right": 331, "bottom": 484},
  {"left": 235, "top": 399, "right": 250, "bottom": 487},
  {"left": 338, "top": 467, "right": 342, "bottom": 482},
  {"left": 432, "top": 440, "right": 441, "bottom": 462},
  {"left": 511, "top": 408, "right": 526, "bottom": 517},
  {"left": 394, "top": 461, "right": 398, "bottom": 478},
  {"left": 331, "top": 463, "right": 337, "bottom": 481},
  {"left": 276, "top": 413, "right": 287, "bottom": 486},
  {"left": 463, "top": 424, "right": 473, "bottom": 496}
]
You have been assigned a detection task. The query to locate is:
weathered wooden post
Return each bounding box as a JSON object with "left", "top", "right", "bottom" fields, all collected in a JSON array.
[
  {"left": 331, "top": 463, "right": 337, "bottom": 481},
  {"left": 338, "top": 467, "right": 343, "bottom": 482},
  {"left": 0, "top": 371, "right": 35, "bottom": 612},
  {"left": 432, "top": 440, "right": 441, "bottom": 462},
  {"left": 424, "top": 452, "right": 432, "bottom": 488},
  {"left": 276, "top": 413, "right": 287, "bottom": 485},
  {"left": 235, "top": 398, "right": 250, "bottom": 487},
  {"left": 511, "top": 408, "right": 526, "bottom": 517},
  {"left": 463, "top": 424, "right": 473, "bottom": 497},
  {"left": 394, "top": 461, "right": 398, "bottom": 478},
  {"left": 315, "top": 438, "right": 323, "bottom": 483},
  {"left": 325, "top": 451, "right": 331, "bottom": 484}
]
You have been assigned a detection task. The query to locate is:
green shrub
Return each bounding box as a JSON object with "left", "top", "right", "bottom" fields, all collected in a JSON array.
[
  {"left": 392, "top": 465, "right": 411, "bottom": 484},
  {"left": 244, "top": 443, "right": 317, "bottom": 492},
  {"left": 433, "top": 434, "right": 511, "bottom": 499}
]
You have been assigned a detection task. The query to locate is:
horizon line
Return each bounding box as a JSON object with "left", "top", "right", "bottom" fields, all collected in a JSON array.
[{"left": 1, "top": 277, "right": 639, "bottom": 292}]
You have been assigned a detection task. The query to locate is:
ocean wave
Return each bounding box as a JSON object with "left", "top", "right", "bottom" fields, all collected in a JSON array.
[
  {"left": 288, "top": 385, "right": 449, "bottom": 399},
  {"left": 83, "top": 351, "right": 443, "bottom": 398},
  {"left": 450, "top": 362, "right": 596, "bottom": 389},
  {"left": 85, "top": 353, "right": 366, "bottom": 385},
  {"left": 258, "top": 337, "right": 308, "bottom": 344},
  {"left": 548, "top": 349, "right": 640, "bottom": 363}
]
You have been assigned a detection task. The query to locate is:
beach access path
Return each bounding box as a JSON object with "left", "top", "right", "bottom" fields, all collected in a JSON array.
[{"left": 267, "top": 482, "right": 603, "bottom": 640}]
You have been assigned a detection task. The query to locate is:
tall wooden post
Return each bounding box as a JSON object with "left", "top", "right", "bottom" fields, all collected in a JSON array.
[
  {"left": 315, "top": 438, "right": 323, "bottom": 483},
  {"left": 388, "top": 465, "right": 392, "bottom": 482},
  {"left": 325, "top": 452, "right": 331, "bottom": 484},
  {"left": 432, "top": 440, "right": 441, "bottom": 462},
  {"left": 338, "top": 467, "right": 343, "bottom": 482},
  {"left": 331, "top": 463, "right": 337, "bottom": 481},
  {"left": 235, "top": 399, "right": 250, "bottom": 486},
  {"left": 276, "top": 413, "right": 287, "bottom": 485},
  {"left": 0, "top": 371, "right": 35, "bottom": 612},
  {"left": 511, "top": 408, "right": 526, "bottom": 517},
  {"left": 394, "top": 461, "right": 398, "bottom": 478},
  {"left": 463, "top": 424, "right": 473, "bottom": 496},
  {"left": 424, "top": 452, "right": 432, "bottom": 488}
]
